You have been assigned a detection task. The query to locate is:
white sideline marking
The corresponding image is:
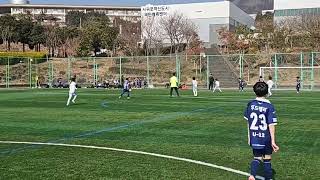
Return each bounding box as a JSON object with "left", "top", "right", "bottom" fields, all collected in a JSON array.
[{"left": 0, "top": 141, "right": 264, "bottom": 180}]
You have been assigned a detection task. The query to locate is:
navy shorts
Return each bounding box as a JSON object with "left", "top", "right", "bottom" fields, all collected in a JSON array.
[
  {"left": 70, "top": 92, "right": 77, "bottom": 96},
  {"left": 252, "top": 143, "right": 272, "bottom": 157}
]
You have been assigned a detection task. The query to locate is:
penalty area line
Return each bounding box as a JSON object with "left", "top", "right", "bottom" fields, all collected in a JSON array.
[{"left": 0, "top": 141, "right": 264, "bottom": 180}]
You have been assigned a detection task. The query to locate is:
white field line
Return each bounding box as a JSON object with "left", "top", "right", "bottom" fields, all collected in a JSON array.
[
  {"left": 0, "top": 141, "right": 264, "bottom": 180},
  {"left": 32, "top": 92, "right": 320, "bottom": 100}
]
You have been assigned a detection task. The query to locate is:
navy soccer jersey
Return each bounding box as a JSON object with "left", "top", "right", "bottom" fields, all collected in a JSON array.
[
  {"left": 244, "top": 98, "right": 278, "bottom": 149},
  {"left": 239, "top": 80, "right": 245, "bottom": 87},
  {"left": 123, "top": 80, "right": 129, "bottom": 90},
  {"left": 296, "top": 79, "right": 301, "bottom": 88}
]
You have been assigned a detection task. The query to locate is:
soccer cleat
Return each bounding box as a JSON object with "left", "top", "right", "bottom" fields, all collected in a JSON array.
[
  {"left": 119, "top": 96, "right": 121, "bottom": 99},
  {"left": 127, "top": 97, "right": 130, "bottom": 100},
  {"left": 248, "top": 175, "right": 255, "bottom": 180},
  {"left": 72, "top": 100, "right": 76, "bottom": 104}
]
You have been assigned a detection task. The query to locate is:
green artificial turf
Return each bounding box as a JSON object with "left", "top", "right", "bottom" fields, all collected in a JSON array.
[{"left": 0, "top": 89, "right": 319, "bottom": 179}]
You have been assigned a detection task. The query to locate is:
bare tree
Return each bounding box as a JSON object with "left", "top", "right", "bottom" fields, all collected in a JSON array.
[
  {"left": 182, "top": 20, "right": 198, "bottom": 55},
  {"left": 45, "top": 25, "right": 59, "bottom": 56},
  {"left": 142, "top": 16, "right": 164, "bottom": 56},
  {"left": 65, "top": 37, "right": 80, "bottom": 57},
  {"left": 160, "top": 12, "right": 198, "bottom": 55},
  {"left": 150, "top": 20, "right": 165, "bottom": 55},
  {"left": 118, "top": 20, "right": 141, "bottom": 56},
  {"left": 160, "top": 12, "right": 186, "bottom": 54},
  {"left": 142, "top": 12, "right": 198, "bottom": 56},
  {"left": 294, "top": 15, "right": 320, "bottom": 51},
  {"left": 1, "top": 26, "right": 13, "bottom": 51}
]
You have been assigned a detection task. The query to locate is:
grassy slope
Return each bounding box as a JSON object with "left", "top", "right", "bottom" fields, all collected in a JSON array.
[{"left": 0, "top": 89, "right": 319, "bottom": 179}]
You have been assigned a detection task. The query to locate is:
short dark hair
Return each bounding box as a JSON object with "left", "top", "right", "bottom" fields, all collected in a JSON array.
[
  {"left": 173, "top": 72, "right": 176, "bottom": 76},
  {"left": 126, "top": 78, "right": 129, "bottom": 80},
  {"left": 71, "top": 77, "right": 76, "bottom": 82},
  {"left": 192, "top": 77, "right": 195, "bottom": 80},
  {"left": 269, "top": 76, "right": 272, "bottom": 80},
  {"left": 297, "top": 76, "right": 300, "bottom": 79},
  {"left": 259, "top": 76, "right": 263, "bottom": 78},
  {"left": 253, "top": 82, "right": 268, "bottom": 97}
]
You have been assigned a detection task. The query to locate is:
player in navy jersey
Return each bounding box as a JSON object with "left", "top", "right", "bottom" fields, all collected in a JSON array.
[
  {"left": 244, "top": 82, "right": 279, "bottom": 180},
  {"left": 296, "top": 77, "right": 301, "bottom": 93},
  {"left": 239, "top": 78, "right": 245, "bottom": 92},
  {"left": 258, "top": 76, "right": 264, "bottom": 82},
  {"left": 119, "top": 78, "right": 131, "bottom": 99}
]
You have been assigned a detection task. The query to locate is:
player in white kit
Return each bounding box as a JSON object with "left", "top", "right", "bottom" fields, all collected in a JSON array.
[
  {"left": 213, "top": 79, "right": 222, "bottom": 93},
  {"left": 266, "top": 76, "right": 274, "bottom": 97},
  {"left": 66, "top": 77, "right": 77, "bottom": 106},
  {"left": 192, "top": 77, "right": 198, "bottom": 97}
]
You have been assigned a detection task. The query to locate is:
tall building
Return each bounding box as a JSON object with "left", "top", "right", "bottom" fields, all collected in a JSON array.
[
  {"left": 141, "top": 1, "right": 254, "bottom": 47},
  {"left": 0, "top": 1, "right": 141, "bottom": 25},
  {"left": 274, "top": 0, "right": 320, "bottom": 23}
]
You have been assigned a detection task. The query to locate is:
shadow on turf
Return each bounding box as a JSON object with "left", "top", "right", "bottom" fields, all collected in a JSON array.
[
  {"left": 256, "top": 167, "right": 277, "bottom": 180},
  {"left": 66, "top": 103, "right": 87, "bottom": 106}
]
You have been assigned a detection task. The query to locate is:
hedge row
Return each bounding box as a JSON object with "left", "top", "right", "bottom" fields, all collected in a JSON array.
[{"left": 0, "top": 52, "right": 47, "bottom": 65}]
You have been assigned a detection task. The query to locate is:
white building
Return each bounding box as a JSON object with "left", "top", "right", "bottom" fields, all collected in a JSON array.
[
  {"left": 141, "top": 1, "right": 255, "bottom": 47},
  {"left": 0, "top": 2, "right": 141, "bottom": 25},
  {"left": 274, "top": 0, "right": 320, "bottom": 23}
]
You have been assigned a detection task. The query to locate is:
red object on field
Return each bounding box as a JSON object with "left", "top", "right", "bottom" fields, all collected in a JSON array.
[{"left": 181, "top": 84, "right": 188, "bottom": 90}]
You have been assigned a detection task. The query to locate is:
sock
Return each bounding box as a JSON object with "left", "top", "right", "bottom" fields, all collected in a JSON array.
[
  {"left": 264, "top": 159, "right": 272, "bottom": 180},
  {"left": 250, "top": 159, "right": 261, "bottom": 177},
  {"left": 66, "top": 94, "right": 72, "bottom": 105},
  {"left": 72, "top": 95, "right": 77, "bottom": 102}
]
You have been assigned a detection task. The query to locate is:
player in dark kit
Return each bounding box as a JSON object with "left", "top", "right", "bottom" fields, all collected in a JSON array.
[
  {"left": 244, "top": 82, "right": 279, "bottom": 180},
  {"left": 239, "top": 78, "right": 245, "bottom": 92},
  {"left": 296, "top": 77, "right": 301, "bottom": 93},
  {"left": 209, "top": 73, "right": 214, "bottom": 90},
  {"left": 258, "top": 76, "right": 264, "bottom": 82}
]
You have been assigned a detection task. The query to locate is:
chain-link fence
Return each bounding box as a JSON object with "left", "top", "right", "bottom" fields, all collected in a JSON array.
[{"left": 0, "top": 53, "right": 319, "bottom": 90}]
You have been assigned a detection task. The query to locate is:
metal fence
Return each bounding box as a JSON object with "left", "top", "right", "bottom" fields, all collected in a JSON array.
[{"left": 0, "top": 52, "right": 319, "bottom": 90}]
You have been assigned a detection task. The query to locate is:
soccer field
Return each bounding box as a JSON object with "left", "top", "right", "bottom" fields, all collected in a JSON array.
[{"left": 0, "top": 89, "right": 319, "bottom": 179}]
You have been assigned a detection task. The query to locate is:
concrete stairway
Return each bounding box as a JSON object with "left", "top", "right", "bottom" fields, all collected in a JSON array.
[{"left": 206, "top": 47, "right": 239, "bottom": 88}]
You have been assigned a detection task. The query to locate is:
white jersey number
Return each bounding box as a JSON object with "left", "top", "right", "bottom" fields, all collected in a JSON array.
[{"left": 250, "top": 112, "right": 268, "bottom": 131}]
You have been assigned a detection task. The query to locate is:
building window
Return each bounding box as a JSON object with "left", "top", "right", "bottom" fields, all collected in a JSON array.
[
  {"left": 12, "top": 8, "right": 23, "bottom": 13},
  {"left": 95, "top": 9, "right": 106, "bottom": 14},
  {"left": 0, "top": 7, "right": 11, "bottom": 14},
  {"left": 45, "top": 9, "right": 64, "bottom": 14},
  {"left": 275, "top": 7, "right": 320, "bottom": 17}
]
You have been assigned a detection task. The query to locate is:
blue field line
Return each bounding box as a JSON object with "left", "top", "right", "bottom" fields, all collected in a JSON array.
[
  {"left": 101, "top": 101, "right": 108, "bottom": 108},
  {"left": 0, "top": 106, "right": 224, "bottom": 156}
]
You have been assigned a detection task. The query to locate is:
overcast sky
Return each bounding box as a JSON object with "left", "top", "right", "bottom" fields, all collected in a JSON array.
[{"left": 0, "top": 0, "right": 221, "bottom": 6}]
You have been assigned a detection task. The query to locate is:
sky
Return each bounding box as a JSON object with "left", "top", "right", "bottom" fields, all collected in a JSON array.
[{"left": 0, "top": 0, "right": 221, "bottom": 6}]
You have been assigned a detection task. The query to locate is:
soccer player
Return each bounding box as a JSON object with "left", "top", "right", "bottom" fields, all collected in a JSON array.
[
  {"left": 259, "top": 76, "right": 264, "bottom": 82},
  {"left": 266, "top": 76, "right": 274, "bottom": 97},
  {"left": 66, "top": 77, "right": 77, "bottom": 106},
  {"left": 213, "top": 78, "right": 222, "bottom": 93},
  {"left": 244, "top": 82, "right": 279, "bottom": 180},
  {"left": 170, "top": 72, "right": 180, "bottom": 97},
  {"left": 119, "top": 78, "right": 131, "bottom": 99},
  {"left": 296, "top": 77, "right": 301, "bottom": 93},
  {"left": 209, "top": 73, "right": 214, "bottom": 90},
  {"left": 239, "top": 78, "right": 245, "bottom": 92},
  {"left": 192, "top": 77, "right": 198, "bottom": 97}
]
